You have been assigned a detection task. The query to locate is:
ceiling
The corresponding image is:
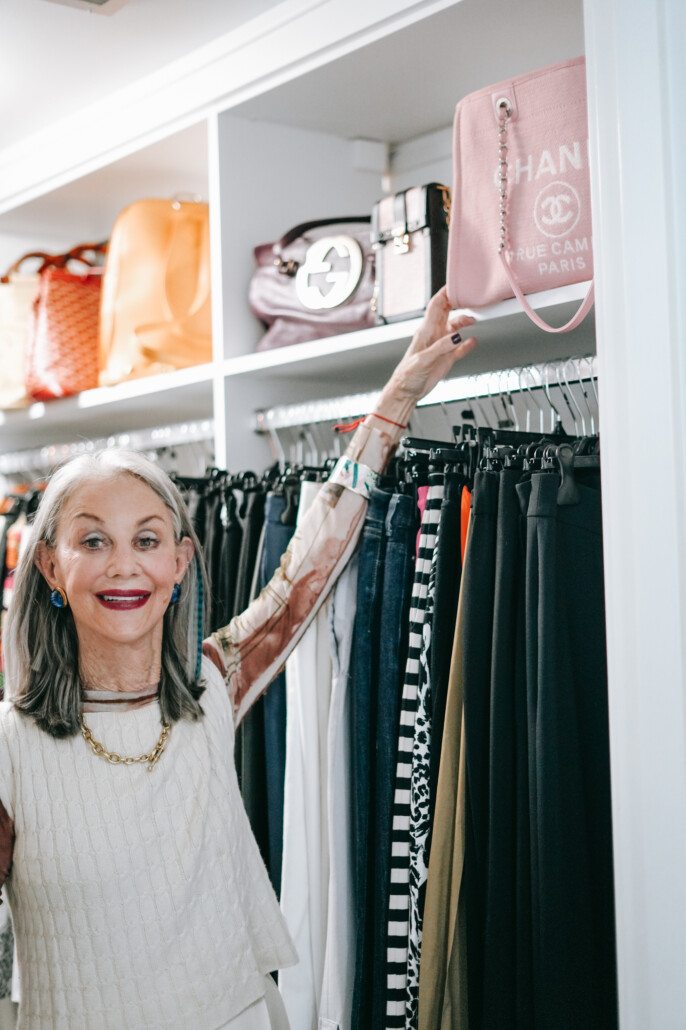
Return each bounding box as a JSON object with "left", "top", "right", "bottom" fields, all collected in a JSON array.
[
  {"left": 0, "top": 0, "right": 285, "bottom": 148},
  {"left": 234, "top": 0, "right": 585, "bottom": 145},
  {"left": 0, "top": 0, "right": 586, "bottom": 156}
]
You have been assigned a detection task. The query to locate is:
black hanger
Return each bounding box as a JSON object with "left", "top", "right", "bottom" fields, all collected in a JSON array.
[{"left": 541, "top": 442, "right": 600, "bottom": 505}]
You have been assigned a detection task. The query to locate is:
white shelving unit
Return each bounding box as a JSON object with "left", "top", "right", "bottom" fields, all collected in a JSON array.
[
  {"left": 0, "top": 0, "right": 589, "bottom": 471},
  {"left": 2, "top": 0, "right": 686, "bottom": 1026}
]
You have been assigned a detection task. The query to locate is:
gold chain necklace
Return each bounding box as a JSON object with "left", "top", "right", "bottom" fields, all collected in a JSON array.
[{"left": 80, "top": 718, "right": 171, "bottom": 772}]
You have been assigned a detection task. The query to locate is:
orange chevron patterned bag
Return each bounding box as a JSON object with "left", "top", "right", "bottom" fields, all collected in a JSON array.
[{"left": 25, "top": 245, "right": 106, "bottom": 401}]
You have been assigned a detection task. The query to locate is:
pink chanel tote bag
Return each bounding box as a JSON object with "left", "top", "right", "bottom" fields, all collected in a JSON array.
[{"left": 446, "top": 56, "right": 594, "bottom": 333}]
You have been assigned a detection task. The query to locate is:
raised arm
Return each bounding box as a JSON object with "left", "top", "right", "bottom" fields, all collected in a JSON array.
[{"left": 204, "top": 288, "right": 476, "bottom": 724}]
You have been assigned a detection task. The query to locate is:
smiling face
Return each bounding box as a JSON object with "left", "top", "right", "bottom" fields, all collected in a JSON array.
[{"left": 34, "top": 472, "right": 194, "bottom": 671}]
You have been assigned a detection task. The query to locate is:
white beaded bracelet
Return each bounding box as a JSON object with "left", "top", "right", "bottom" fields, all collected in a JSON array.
[{"left": 327, "top": 456, "right": 379, "bottom": 500}]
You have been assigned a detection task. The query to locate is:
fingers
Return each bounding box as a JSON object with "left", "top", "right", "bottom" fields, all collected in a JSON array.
[
  {"left": 407, "top": 330, "right": 477, "bottom": 400},
  {"left": 447, "top": 311, "right": 476, "bottom": 333},
  {"left": 423, "top": 330, "right": 478, "bottom": 361},
  {"left": 448, "top": 333, "right": 478, "bottom": 364},
  {"left": 425, "top": 284, "right": 451, "bottom": 319},
  {"left": 412, "top": 295, "right": 476, "bottom": 352}
]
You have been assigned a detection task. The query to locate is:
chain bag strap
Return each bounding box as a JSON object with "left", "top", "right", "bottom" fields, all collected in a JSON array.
[{"left": 495, "top": 95, "right": 595, "bottom": 334}]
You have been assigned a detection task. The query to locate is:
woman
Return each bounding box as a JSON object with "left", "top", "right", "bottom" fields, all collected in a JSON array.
[{"left": 0, "top": 289, "right": 476, "bottom": 1030}]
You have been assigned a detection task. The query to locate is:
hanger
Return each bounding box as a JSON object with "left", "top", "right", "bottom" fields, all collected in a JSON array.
[
  {"left": 519, "top": 366, "right": 546, "bottom": 433},
  {"left": 541, "top": 441, "right": 601, "bottom": 505}
]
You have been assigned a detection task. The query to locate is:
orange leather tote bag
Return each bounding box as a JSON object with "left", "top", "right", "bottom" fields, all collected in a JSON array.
[
  {"left": 25, "top": 245, "right": 106, "bottom": 402},
  {"left": 99, "top": 199, "right": 212, "bottom": 386}
]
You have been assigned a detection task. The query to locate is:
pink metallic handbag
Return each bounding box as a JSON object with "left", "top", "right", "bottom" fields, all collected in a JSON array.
[
  {"left": 446, "top": 56, "right": 594, "bottom": 333},
  {"left": 249, "top": 218, "right": 376, "bottom": 351}
]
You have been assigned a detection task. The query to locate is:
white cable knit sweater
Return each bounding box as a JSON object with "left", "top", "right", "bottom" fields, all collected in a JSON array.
[{"left": 0, "top": 658, "right": 297, "bottom": 1030}]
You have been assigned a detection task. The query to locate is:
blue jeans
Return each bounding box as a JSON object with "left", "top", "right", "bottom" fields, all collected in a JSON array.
[
  {"left": 259, "top": 492, "right": 295, "bottom": 899},
  {"left": 349, "top": 488, "right": 393, "bottom": 1029},
  {"left": 347, "top": 490, "right": 419, "bottom": 1029}
]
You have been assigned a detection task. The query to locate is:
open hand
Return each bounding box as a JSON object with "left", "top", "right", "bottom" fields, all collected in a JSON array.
[{"left": 374, "top": 287, "right": 477, "bottom": 424}]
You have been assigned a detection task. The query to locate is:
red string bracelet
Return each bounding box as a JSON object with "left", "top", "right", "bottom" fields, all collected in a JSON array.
[
  {"left": 333, "top": 412, "right": 408, "bottom": 434},
  {"left": 371, "top": 412, "right": 408, "bottom": 429}
]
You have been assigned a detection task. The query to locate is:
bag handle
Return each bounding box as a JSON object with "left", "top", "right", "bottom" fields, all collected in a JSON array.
[
  {"left": 65, "top": 241, "right": 108, "bottom": 267},
  {"left": 1, "top": 241, "right": 108, "bottom": 284},
  {"left": 276, "top": 216, "right": 371, "bottom": 254},
  {"left": 1, "top": 251, "right": 62, "bottom": 283},
  {"left": 496, "top": 97, "right": 594, "bottom": 334},
  {"left": 499, "top": 250, "right": 595, "bottom": 332}
]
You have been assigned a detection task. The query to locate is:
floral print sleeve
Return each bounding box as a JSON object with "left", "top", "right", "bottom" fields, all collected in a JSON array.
[{"left": 204, "top": 417, "right": 404, "bottom": 725}]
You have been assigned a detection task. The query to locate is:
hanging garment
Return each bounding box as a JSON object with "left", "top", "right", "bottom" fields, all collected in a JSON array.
[
  {"left": 182, "top": 479, "right": 207, "bottom": 546},
  {"left": 427, "top": 473, "right": 465, "bottom": 821},
  {"left": 214, "top": 485, "right": 243, "bottom": 627},
  {"left": 370, "top": 493, "right": 419, "bottom": 1030},
  {"left": 202, "top": 482, "right": 224, "bottom": 625},
  {"left": 482, "top": 468, "right": 532, "bottom": 1030},
  {"left": 279, "top": 481, "right": 333, "bottom": 1030},
  {"left": 258, "top": 493, "right": 296, "bottom": 898},
  {"left": 0, "top": 891, "right": 11, "bottom": 1002},
  {"left": 234, "top": 486, "right": 269, "bottom": 865},
  {"left": 385, "top": 483, "right": 443, "bottom": 1029},
  {"left": 461, "top": 470, "right": 500, "bottom": 1030},
  {"left": 319, "top": 549, "right": 359, "bottom": 1030},
  {"left": 418, "top": 518, "right": 472, "bottom": 1030},
  {"left": 233, "top": 487, "right": 267, "bottom": 616},
  {"left": 406, "top": 479, "right": 444, "bottom": 1029},
  {"left": 519, "top": 469, "right": 617, "bottom": 1030},
  {"left": 349, "top": 488, "right": 392, "bottom": 1029}
]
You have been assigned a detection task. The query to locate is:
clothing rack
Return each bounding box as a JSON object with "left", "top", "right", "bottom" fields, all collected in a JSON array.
[
  {"left": 254, "top": 355, "right": 599, "bottom": 436},
  {"left": 0, "top": 419, "right": 215, "bottom": 477}
]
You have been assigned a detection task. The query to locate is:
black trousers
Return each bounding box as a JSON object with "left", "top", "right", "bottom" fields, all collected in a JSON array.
[
  {"left": 519, "top": 469, "right": 617, "bottom": 1030},
  {"left": 460, "top": 470, "right": 499, "bottom": 1030},
  {"left": 213, "top": 489, "right": 243, "bottom": 629},
  {"left": 234, "top": 487, "right": 269, "bottom": 863},
  {"left": 482, "top": 468, "right": 533, "bottom": 1030},
  {"left": 463, "top": 467, "right": 616, "bottom": 1030}
]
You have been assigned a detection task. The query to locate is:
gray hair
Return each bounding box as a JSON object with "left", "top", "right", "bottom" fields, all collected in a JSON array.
[{"left": 4, "top": 449, "right": 207, "bottom": 738}]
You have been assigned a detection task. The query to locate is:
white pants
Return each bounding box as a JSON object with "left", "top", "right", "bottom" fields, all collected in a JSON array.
[
  {"left": 318, "top": 554, "right": 359, "bottom": 1030},
  {"left": 279, "top": 482, "right": 333, "bottom": 1030}
]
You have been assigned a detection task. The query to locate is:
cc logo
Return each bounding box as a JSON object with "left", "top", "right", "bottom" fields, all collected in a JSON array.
[
  {"left": 534, "top": 181, "right": 581, "bottom": 238},
  {"left": 295, "top": 236, "right": 364, "bottom": 310}
]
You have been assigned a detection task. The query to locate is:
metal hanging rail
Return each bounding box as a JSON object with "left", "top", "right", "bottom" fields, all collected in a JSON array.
[
  {"left": 0, "top": 419, "right": 215, "bottom": 476},
  {"left": 254, "top": 355, "right": 598, "bottom": 432}
]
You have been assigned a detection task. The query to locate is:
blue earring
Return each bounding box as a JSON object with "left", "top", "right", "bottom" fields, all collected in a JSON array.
[
  {"left": 50, "top": 587, "right": 68, "bottom": 609},
  {"left": 170, "top": 583, "right": 181, "bottom": 604}
]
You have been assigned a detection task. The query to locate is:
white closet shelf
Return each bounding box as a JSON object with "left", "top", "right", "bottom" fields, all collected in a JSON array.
[
  {"left": 0, "top": 363, "right": 214, "bottom": 452},
  {"left": 0, "top": 282, "right": 594, "bottom": 456},
  {"left": 225, "top": 281, "right": 596, "bottom": 386}
]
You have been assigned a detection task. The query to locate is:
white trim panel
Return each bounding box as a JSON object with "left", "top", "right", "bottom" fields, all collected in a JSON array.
[
  {"left": 584, "top": 0, "right": 686, "bottom": 1027},
  {"left": 0, "top": 0, "right": 459, "bottom": 215}
]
